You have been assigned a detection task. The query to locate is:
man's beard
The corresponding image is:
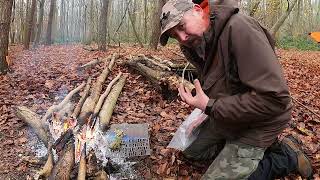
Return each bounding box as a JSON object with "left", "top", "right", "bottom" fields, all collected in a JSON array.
[{"left": 189, "top": 35, "right": 206, "bottom": 60}]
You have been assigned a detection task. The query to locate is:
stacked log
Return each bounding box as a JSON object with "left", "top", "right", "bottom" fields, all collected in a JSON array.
[{"left": 15, "top": 53, "right": 125, "bottom": 180}]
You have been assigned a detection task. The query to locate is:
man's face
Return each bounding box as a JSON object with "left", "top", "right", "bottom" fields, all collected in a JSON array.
[{"left": 167, "top": 6, "right": 208, "bottom": 48}]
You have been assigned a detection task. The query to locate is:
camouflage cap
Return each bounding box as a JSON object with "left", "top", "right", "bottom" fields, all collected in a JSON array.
[{"left": 159, "top": 0, "right": 194, "bottom": 46}]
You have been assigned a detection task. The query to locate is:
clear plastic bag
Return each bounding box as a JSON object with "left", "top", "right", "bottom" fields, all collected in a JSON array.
[{"left": 167, "top": 108, "right": 208, "bottom": 151}]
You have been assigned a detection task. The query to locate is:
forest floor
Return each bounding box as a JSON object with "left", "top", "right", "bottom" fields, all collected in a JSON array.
[{"left": 0, "top": 44, "right": 319, "bottom": 179}]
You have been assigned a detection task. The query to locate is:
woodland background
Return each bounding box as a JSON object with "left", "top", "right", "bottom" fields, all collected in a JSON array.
[{"left": 0, "top": 0, "right": 319, "bottom": 179}]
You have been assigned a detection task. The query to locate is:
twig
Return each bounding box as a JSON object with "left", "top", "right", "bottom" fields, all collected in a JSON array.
[
  {"left": 292, "top": 97, "right": 320, "bottom": 120},
  {"left": 182, "top": 62, "right": 190, "bottom": 85}
]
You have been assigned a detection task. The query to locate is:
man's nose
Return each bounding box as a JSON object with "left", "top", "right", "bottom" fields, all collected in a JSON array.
[{"left": 177, "top": 32, "right": 188, "bottom": 43}]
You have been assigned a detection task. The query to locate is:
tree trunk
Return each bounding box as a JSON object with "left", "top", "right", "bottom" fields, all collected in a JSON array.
[
  {"left": 149, "top": 0, "right": 166, "bottom": 49},
  {"left": 35, "top": 0, "right": 45, "bottom": 45},
  {"left": 46, "top": 0, "right": 56, "bottom": 45},
  {"left": 128, "top": 7, "right": 143, "bottom": 48},
  {"left": 144, "top": 0, "right": 148, "bottom": 43},
  {"left": 0, "top": 0, "right": 14, "bottom": 74},
  {"left": 270, "top": 0, "right": 299, "bottom": 37},
  {"left": 24, "top": 0, "right": 37, "bottom": 49},
  {"left": 98, "top": 0, "right": 109, "bottom": 51},
  {"left": 249, "top": 0, "right": 261, "bottom": 17}
]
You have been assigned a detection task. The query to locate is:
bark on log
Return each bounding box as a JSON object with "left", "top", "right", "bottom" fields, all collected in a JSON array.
[
  {"left": 49, "top": 137, "right": 75, "bottom": 180},
  {"left": 16, "top": 106, "right": 49, "bottom": 147},
  {"left": 42, "top": 82, "right": 86, "bottom": 122},
  {"left": 99, "top": 75, "right": 127, "bottom": 131},
  {"left": 78, "top": 54, "right": 117, "bottom": 126},
  {"left": 126, "top": 60, "right": 194, "bottom": 100},
  {"left": 137, "top": 54, "right": 171, "bottom": 71},
  {"left": 72, "top": 78, "right": 92, "bottom": 119},
  {"left": 94, "top": 72, "right": 122, "bottom": 116},
  {"left": 38, "top": 143, "right": 54, "bottom": 178},
  {"left": 77, "top": 143, "right": 86, "bottom": 180}
]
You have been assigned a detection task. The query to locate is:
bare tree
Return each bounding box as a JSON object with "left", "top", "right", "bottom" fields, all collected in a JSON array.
[
  {"left": 35, "top": 0, "right": 45, "bottom": 46},
  {"left": 270, "top": 0, "right": 299, "bottom": 37},
  {"left": 0, "top": 0, "right": 14, "bottom": 74},
  {"left": 149, "top": 0, "right": 166, "bottom": 49},
  {"left": 128, "top": 4, "right": 143, "bottom": 47},
  {"left": 98, "top": 0, "right": 109, "bottom": 51},
  {"left": 46, "top": 0, "right": 56, "bottom": 45},
  {"left": 24, "top": 0, "right": 37, "bottom": 49}
]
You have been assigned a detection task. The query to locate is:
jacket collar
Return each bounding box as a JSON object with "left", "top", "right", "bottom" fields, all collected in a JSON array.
[{"left": 202, "top": 0, "right": 239, "bottom": 75}]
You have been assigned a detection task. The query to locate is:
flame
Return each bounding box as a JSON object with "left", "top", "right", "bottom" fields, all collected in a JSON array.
[{"left": 63, "top": 118, "right": 78, "bottom": 132}]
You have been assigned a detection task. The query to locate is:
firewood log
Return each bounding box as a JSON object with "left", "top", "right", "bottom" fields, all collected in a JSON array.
[
  {"left": 99, "top": 75, "right": 127, "bottom": 131},
  {"left": 49, "top": 137, "right": 75, "bottom": 180},
  {"left": 16, "top": 106, "right": 49, "bottom": 147},
  {"left": 77, "top": 143, "right": 86, "bottom": 180},
  {"left": 72, "top": 78, "right": 92, "bottom": 119},
  {"left": 78, "top": 54, "right": 117, "bottom": 126},
  {"left": 38, "top": 143, "right": 54, "bottom": 179},
  {"left": 94, "top": 72, "right": 122, "bottom": 115}
]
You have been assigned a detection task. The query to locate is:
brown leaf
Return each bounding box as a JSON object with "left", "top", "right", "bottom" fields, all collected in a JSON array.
[
  {"left": 157, "top": 162, "right": 168, "bottom": 175},
  {"left": 153, "top": 124, "right": 161, "bottom": 132},
  {"left": 18, "top": 137, "right": 28, "bottom": 143},
  {"left": 160, "top": 148, "right": 171, "bottom": 157},
  {"left": 44, "top": 80, "right": 55, "bottom": 89}
]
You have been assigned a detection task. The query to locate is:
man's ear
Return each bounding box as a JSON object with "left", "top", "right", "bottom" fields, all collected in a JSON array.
[{"left": 193, "top": 4, "right": 203, "bottom": 12}]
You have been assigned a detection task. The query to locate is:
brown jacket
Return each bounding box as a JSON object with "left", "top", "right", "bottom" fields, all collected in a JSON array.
[{"left": 181, "top": 1, "right": 292, "bottom": 147}]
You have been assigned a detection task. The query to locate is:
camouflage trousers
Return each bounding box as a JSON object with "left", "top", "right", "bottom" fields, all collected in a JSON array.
[{"left": 183, "top": 122, "right": 265, "bottom": 179}]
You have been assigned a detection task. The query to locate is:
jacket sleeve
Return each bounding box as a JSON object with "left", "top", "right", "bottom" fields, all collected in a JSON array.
[{"left": 208, "top": 16, "right": 292, "bottom": 124}]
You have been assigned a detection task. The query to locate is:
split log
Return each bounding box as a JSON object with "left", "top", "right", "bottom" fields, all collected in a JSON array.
[
  {"left": 77, "top": 143, "right": 86, "bottom": 180},
  {"left": 49, "top": 136, "right": 75, "bottom": 180},
  {"left": 38, "top": 143, "right": 54, "bottom": 179},
  {"left": 42, "top": 82, "right": 86, "bottom": 122},
  {"left": 80, "top": 54, "right": 120, "bottom": 69},
  {"left": 93, "top": 72, "right": 122, "bottom": 115},
  {"left": 99, "top": 75, "right": 127, "bottom": 131},
  {"left": 16, "top": 106, "right": 49, "bottom": 147},
  {"left": 78, "top": 54, "right": 117, "bottom": 126},
  {"left": 72, "top": 78, "right": 92, "bottom": 119},
  {"left": 126, "top": 60, "right": 194, "bottom": 100}
]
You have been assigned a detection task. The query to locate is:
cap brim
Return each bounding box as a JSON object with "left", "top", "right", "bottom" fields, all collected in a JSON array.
[
  {"left": 160, "top": 33, "right": 169, "bottom": 46},
  {"left": 159, "top": 17, "right": 182, "bottom": 46}
]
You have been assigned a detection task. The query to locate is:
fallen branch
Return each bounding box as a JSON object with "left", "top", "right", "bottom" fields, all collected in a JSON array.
[
  {"left": 42, "top": 82, "right": 86, "bottom": 122},
  {"left": 138, "top": 54, "right": 171, "bottom": 71},
  {"left": 126, "top": 59, "right": 194, "bottom": 100},
  {"left": 72, "top": 78, "right": 92, "bottom": 119},
  {"left": 99, "top": 75, "right": 127, "bottom": 131},
  {"left": 16, "top": 106, "right": 49, "bottom": 147}
]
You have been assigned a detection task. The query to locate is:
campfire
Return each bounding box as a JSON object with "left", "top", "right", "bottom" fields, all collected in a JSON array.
[{"left": 15, "top": 54, "right": 151, "bottom": 179}]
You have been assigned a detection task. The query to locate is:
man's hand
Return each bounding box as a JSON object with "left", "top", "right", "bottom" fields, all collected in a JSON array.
[{"left": 178, "top": 79, "right": 209, "bottom": 111}]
